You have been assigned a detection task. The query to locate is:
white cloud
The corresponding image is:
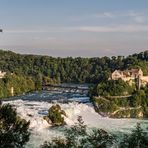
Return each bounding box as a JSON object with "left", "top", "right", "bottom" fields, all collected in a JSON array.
[
  {"left": 70, "top": 12, "right": 114, "bottom": 21},
  {"left": 77, "top": 25, "right": 148, "bottom": 32},
  {"left": 126, "top": 11, "right": 146, "bottom": 23},
  {"left": 3, "top": 24, "right": 148, "bottom": 34},
  {"left": 127, "top": 11, "right": 140, "bottom": 17},
  {"left": 93, "top": 12, "right": 114, "bottom": 18},
  {"left": 133, "top": 16, "right": 145, "bottom": 23},
  {"left": 70, "top": 10, "right": 147, "bottom": 24}
]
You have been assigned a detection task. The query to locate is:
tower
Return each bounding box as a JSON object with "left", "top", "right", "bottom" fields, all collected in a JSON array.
[
  {"left": 11, "top": 87, "right": 14, "bottom": 96},
  {"left": 137, "top": 74, "right": 141, "bottom": 90}
]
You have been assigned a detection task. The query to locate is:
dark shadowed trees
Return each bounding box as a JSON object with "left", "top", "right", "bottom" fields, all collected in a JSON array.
[
  {"left": 119, "top": 123, "right": 148, "bottom": 148},
  {"left": 0, "top": 104, "right": 30, "bottom": 148}
]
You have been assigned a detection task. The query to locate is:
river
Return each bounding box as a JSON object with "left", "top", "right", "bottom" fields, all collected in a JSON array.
[{"left": 2, "top": 84, "right": 148, "bottom": 148}]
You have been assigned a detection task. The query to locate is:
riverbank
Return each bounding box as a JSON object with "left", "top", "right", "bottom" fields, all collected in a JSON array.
[{"left": 91, "top": 94, "right": 148, "bottom": 118}]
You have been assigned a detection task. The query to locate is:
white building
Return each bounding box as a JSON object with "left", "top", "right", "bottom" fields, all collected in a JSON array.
[
  {"left": 111, "top": 69, "right": 148, "bottom": 87},
  {"left": 111, "top": 69, "right": 143, "bottom": 80},
  {"left": 0, "top": 70, "right": 6, "bottom": 78}
]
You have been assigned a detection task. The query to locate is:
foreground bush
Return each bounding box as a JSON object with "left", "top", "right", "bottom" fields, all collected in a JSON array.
[
  {"left": 0, "top": 104, "right": 30, "bottom": 148},
  {"left": 41, "top": 116, "right": 148, "bottom": 148},
  {"left": 41, "top": 116, "right": 113, "bottom": 148},
  {"left": 119, "top": 123, "right": 148, "bottom": 148}
]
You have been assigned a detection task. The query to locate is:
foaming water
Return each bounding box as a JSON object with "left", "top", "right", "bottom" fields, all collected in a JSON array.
[{"left": 3, "top": 99, "right": 148, "bottom": 148}]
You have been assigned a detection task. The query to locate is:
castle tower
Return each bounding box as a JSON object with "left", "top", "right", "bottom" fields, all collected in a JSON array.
[
  {"left": 137, "top": 75, "right": 141, "bottom": 90},
  {"left": 11, "top": 87, "right": 14, "bottom": 96}
]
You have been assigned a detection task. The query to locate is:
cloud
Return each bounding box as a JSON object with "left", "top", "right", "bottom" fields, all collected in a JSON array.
[
  {"left": 5, "top": 30, "right": 47, "bottom": 33},
  {"left": 70, "top": 12, "right": 114, "bottom": 21},
  {"left": 125, "top": 11, "right": 146, "bottom": 23},
  {"left": 77, "top": 25, "right": 148, "bottom": 32},
  {"left": 133, "top": 16, "right": 145, "bottom": 23},
  {"left": 70, "top": 10, "right": 147, "bottom": 24},
  {"left": 4, "top": 24, "right": 148, "bottom": 34},
  {"left": 93, "top": 12, "right": 114, "bottom": 18},
  {"left": 4, "top": 26, "right": 80, "bottom": 34}
]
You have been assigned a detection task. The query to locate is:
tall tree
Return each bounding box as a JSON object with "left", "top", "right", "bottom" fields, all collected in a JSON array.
[{"left": 0, "top": 104, "right": 30, "bottom": 148}]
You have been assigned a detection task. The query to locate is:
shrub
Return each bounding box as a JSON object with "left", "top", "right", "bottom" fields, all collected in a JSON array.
[{"left": 0, "top": 104, "right": 30, "bottom": 148}]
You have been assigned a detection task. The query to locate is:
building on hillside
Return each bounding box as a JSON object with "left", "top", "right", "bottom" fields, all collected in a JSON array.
[
  {"left": 111, "top": 69, "right": 143, "bottom": 80},
  {"left": 0, "top": 71, "right": 6, "bottom": 78},
  {"left": 110, "top": 68, "right": 148, "bottom": 88}
]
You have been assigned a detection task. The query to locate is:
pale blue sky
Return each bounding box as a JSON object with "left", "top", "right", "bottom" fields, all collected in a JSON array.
[{"left": 0, "top": 0, "right": 148, "bottom": 57}]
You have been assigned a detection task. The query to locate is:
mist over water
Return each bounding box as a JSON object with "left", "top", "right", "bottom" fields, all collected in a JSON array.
[{"left": 3, "top": 87, "right": 148, "bottom": 148}]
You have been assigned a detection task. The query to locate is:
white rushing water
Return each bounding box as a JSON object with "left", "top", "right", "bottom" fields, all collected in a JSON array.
[{"left": 3, "top": 99, "right": 148, "bottom": 148}]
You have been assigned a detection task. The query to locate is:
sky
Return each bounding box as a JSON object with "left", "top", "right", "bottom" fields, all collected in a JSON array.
[{"left": 0, "top": 0, "right": 148, "bottom": 57}]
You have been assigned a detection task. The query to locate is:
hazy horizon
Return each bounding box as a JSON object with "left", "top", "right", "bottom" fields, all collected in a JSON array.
[
  {"left": 1, "top": 48, "right": 147, "bottom": 58},
  {"left": 0, "top": 0, "right": 148, "bottom": 57}
]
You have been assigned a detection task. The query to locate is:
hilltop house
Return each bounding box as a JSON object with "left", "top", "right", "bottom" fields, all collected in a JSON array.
[
  {"left": 0, "top": 70, "right": 6, "bottom": 78},
  {"left": 111, "top": 69, "right": 143, "bottom": 80},
  {"left": 110, "top": 68, "right": 148, "bottom": 88}
]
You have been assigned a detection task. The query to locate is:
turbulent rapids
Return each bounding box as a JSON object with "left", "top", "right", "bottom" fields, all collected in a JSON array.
[{"left": 2, "top": 85, "right": 148, "bottom": 148}]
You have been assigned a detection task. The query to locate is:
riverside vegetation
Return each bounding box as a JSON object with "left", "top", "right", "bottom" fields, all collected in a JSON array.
[
  {"left": 90, "top": 79, "right": 148, "bottom": 118},
  {"left": 0, "top": 49, "right": 148, "bottom": 99},
  {"left": 0, "top": 49, "right": 148, "bottom": 84},
  {"left": 0, "top": 73, "right": 35, "bottom": 98}
]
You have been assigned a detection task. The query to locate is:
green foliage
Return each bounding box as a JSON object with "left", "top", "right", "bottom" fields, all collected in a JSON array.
[
  {"left": 41, "top": 116, "right": 113, "bottom": 148},
  {"left": 91, "top": 79, "right": 148, "bottom": 118},
  {"left": 93, "top": 97, "right": 118, "bottom": 114},
  {"left": 130, "top": 88, "right": 148, "bottom": 117},
  {"left": 111, "top": 108, "right": 143, "bottom": 118},
  {"left": 91, "top": 79, "right": 134, "bottom": 97},
  {"left": 91, "top": 81, "right": 148, "bottom": 118},
  {"left": 119, "top": 123, "right": 148, "bottom": 148},
  {"left": 42, "top": 76, "right": 60, "bottom": 85},
  {"left": 0, "top": 104, "right": 30, "bottom": 148},
  {"left": 0, "top": 73, "right": 35, "bottom": 99},
  {"left": 46, "top": 104, "right": 66, "bottom": 126},
  {"left": 1, "top": 50, "right": 148, "bottom": 84},
  {"left": 131, "top": 90, "right": 145, "bottom": 107}
]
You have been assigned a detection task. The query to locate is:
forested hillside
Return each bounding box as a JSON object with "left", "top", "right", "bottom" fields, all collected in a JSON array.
[
  {"left": 0, "top": 73, "right": 35, "bottom": 98},
  {"left": 0, "top": 50, "right": 148, "bottom": 83}
]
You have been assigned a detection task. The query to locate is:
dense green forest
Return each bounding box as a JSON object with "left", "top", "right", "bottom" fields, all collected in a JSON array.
[
  {"left": 0, "top": 50, "right": 148, "bottom": 84},
  {"left": 0, "top": 49, "right": 148, "bottom": 100},
  {"left": 0, "top": 73, "right": 35, "bottom": 98},
  {"left": 90, "top": 79, "right": 148, "bottom": 118},
  {"left": 91, "top": 79, "right": 135, "bottom": 96}
]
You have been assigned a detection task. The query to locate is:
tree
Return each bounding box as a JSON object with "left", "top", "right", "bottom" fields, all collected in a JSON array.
[
  {"left": 45, "top": 104, "right": 66, "bottom": 126},
  {"left": 119, "top": 123, "right": 148, "bottom": 148},
  {"left": 41, "top": 116, "right": 113, "bottom": 148},
  {"left": 0, "top": 104, "right": 30, "bottom": 148},
  {"left": 131, "top": 90, "right": 145, "bottom": 107},
  {"left": 91, "top": 79, "right": 134, "bottom": 97}
]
